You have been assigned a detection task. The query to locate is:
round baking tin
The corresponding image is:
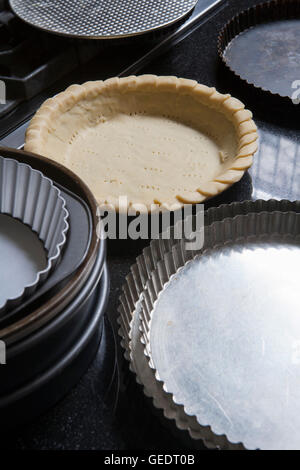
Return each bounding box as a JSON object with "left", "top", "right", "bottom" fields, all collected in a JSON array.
[
  {"left": 218, "top": 0, "right": 300, "bottom": 102},
  {"left": 0, "top": 147, "right": 104, "bottom": 345},
  {"left": 118, "top": 200, "right": 300, "bottom": 450},
  {"left": 9, "top": 0, "right": 198, "bottom": 40},
  {"left": 0, "top": 264, "right": 109, "bottom": 429},
  {"left": 0, "top": 246, "right": 107, "bottom": 397},
  {"left": 0, "top": 147, "right": 109, "bottom": 427},
  {"left": 0, "top": 155, "right": 69, "bottom": 314},
  {"left": 0, "top": 182, "right": 94, "bottom": 331},
  {"left": 142, "top": 213, "right": 300, "bottom": 450}
]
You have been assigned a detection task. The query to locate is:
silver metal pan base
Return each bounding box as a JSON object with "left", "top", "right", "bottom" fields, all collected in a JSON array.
[{"left": 118, "top": 200, "right": 300, "bottom": 450}]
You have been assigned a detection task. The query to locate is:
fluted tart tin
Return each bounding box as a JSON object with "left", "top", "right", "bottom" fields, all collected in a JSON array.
[
  {"left": 0, "top": 147, "right": 108, "bottom": 427},
  {"left": 0, "top": 155, "right": 69, "bottom": 314},
  {"left": 218, "top": 0, "right": 300, "bottom": 102},
  {"left": 118, "top": 200, "right": 300, "bottom": 450}
]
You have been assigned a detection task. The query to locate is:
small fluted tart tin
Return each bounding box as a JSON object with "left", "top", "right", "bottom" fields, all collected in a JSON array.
[
  {"left": 0, "top": 155, "right": 69, "bottom": 314},
  {"left": 218, "top": 0, "right": 300, "bottom": 102},
  {"left": 118, "top": 200, "right": 300, "bottom": 450}
]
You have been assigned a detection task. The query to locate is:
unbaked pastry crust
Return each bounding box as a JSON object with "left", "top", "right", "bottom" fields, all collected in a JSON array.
[{"left": 25, "top": 75, "right": 258, "bottom": 212}]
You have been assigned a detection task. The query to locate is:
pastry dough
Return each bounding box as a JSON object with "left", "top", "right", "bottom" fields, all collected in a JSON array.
[{"left": 25, "top": 75, "right": 258, "bottom": 212}]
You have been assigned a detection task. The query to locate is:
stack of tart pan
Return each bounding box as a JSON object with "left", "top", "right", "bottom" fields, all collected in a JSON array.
[
  {"left": 118, "top": 200, "right": 300, "bottom": 450},
  {"left": 0, "top": 147, "right": 109, "bottom": 428}
]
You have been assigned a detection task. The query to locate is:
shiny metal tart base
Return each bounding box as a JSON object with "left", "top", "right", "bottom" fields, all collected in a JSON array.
[{"left": 119, "top": 200, "right": 300, "bottom": 450}]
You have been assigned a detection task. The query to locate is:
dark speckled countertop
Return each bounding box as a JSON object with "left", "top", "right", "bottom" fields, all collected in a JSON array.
[{"left": 2, "top": 0, "right": 300, "bottom": 450}]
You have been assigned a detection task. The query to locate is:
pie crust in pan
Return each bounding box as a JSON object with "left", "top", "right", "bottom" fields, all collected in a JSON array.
[{"left": 25, "top": 75, "right": 258, "bottom": 212}]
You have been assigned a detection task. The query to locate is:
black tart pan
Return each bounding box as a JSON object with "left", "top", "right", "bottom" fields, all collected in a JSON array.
[
  {"left": 0, "top": 247, "right": 107, "bottom": 397},
  {"left": 0, "top": 147, "right": 105, "bottom": 344},
  {"left": 218, "top": 0, "right": 300, "bottom": 103},
  {"left": 0, "top": 147, "right": 109, "bottom": 427},
  {"left": 0, "top": 264, "right": 109, "bottom": 429}
]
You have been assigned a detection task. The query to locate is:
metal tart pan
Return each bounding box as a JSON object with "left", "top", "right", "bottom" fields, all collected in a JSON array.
[
  {"left": 141, "top": 211, "right": 300, "bottom": 450},
  {"left": 218, "top": 0, "right": 300, "bottom": 103},
  {"left": 0, "top": 147, "right": 109, "bottom": 422},
  {"left": 0, "top": 155, "right": 69, "bottom": 314},
  {"left": 0, "top": 264, "right": 109, "bottom": 429},
  {"left": 0, "top": 245, "right": 107, "bottom": 397},
  {"left": 0, "top": 147, "right": 104, "bottom": 345},
  {"left": 0, "top": 183, "right": 94, "bottom": 330},
  {"left": 9, "top": 0, "right": 198, "bottom": 40},
  {"left": 118, "top": 200, "right": 300, "bottom": 450}
]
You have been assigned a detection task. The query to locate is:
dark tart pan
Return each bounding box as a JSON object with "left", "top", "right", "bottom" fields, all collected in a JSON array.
[
  {"left": 0, "top": 147, "right": 109, "bottom": 427},
  {"left": 218, "top": 0, "right": 300, "bottom": 103},
  {"left": 0, "top": 147, "right": 105, "bottom": 344},
  {"left": 0, "top": 264, "right": 109, "bottom": 429}
]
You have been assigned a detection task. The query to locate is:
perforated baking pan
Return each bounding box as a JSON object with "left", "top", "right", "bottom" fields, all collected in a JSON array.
[
  {"left": 0, "top": 147, "right": 109, "bottom": 427},
  {"left": 9, "top": 0, "right": 198, "bottom": 39}
]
